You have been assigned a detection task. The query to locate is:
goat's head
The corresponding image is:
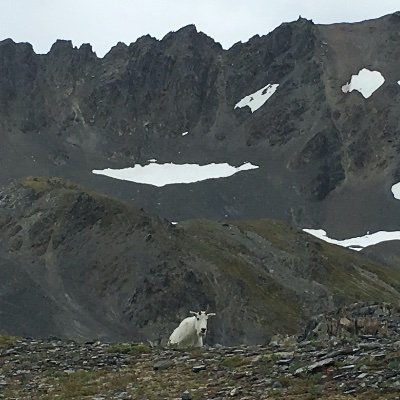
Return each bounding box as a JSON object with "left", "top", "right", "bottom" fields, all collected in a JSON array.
[{"left": 189, "top": 310, "right": 216, "bottom": 337}]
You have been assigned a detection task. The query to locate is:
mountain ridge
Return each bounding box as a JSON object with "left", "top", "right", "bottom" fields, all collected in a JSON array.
[
  {"left": 0, "top": 177, "right": 400, "bottom": 344},
  {"left": 1, "top": 13, "right": 399, "bottom": 240},
  {"left": 1, "top": 13, "right": 400, "bottom": 343},
  {"left": 4, "top": 11, "right": 400, "bottom": 57}
]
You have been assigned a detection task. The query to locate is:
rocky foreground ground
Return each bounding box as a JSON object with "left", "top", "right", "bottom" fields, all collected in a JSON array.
[{"left": 0, "top": 303, "right": 400, "bottom": 399}]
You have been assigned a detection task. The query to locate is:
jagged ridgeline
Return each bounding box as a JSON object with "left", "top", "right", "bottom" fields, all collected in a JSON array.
[
  {"left": 1, "top": 14, "right": 400, "bottom": 240},
  {"left": 0, "top": 177, "right": 400, "bottom": 344}
]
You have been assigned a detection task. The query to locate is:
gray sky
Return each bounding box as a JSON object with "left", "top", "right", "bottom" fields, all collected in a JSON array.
[{"left": 1, "top": 0, "right": 399, "bottom": 57}]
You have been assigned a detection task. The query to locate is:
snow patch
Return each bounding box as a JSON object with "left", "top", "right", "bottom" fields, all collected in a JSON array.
[
  {"left": 341, "top": 68, "right": 385, "bottom": 98},
  {"left": 235, "top": 84, "right": 279, "bottom": 113},
  {"left": 303, "top": 228, "right": 400, "bottom": 251},
  {"left": 93, "top": 162, "right": 259, "bottom": 187},
  {"left": 392, "top": 182, "right": 400, "bottom": 200}
]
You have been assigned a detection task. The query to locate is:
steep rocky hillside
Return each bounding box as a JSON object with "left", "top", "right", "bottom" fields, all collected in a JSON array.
[
  {"left": 0, "top": 177, "right": 400, "bottom": 344},
  {"left": 1, "top": 13, "right": 400, "bottom": 243},
  {"left": 361, "top": 241, "right": 400, "bottom": 270}
]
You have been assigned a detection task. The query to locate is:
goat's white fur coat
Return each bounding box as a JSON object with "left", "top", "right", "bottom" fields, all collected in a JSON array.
[{"left": 168, "top": 311, "right": 215, "bottom": 348}]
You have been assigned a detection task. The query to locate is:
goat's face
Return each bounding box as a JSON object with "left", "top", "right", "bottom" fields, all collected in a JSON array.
[{"left": 190, "top": 311, "right": 216, "bottom": 337}]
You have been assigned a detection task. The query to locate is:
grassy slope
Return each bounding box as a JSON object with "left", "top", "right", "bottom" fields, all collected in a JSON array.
[
  {"left": 5, "top": 177, "right": 400, "bottom": 338},
  {"left": 181, "top": 218, "right": 400, "bottom": 334}
]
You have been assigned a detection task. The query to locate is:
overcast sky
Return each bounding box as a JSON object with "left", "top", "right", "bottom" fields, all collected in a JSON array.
[{"left": 1, "top": 0, "right": 399, "bottom": 57}]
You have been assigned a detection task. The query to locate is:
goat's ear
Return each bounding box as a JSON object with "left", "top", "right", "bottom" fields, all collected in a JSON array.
[
  {"left": 207, "top": 313, "right": 216, "bottom": 317},
  {"left": 189, "top": 311, "right": 197, "bottom": 315}
]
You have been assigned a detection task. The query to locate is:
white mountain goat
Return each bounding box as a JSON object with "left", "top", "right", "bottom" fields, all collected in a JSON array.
[{"left": 168, "top": 310, "right": 216, "bottom": 348}]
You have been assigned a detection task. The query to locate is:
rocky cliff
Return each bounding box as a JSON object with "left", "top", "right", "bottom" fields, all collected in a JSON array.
[{"left": 1, "top": 14, "right": 400, "bottom": 240}]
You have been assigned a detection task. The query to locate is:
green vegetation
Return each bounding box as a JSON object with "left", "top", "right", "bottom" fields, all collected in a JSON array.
[
  {"left": 221, "top": 355, "right": 248, "bottom": 369},
  {"left": 107, "top": 342, "right": 150, "bottom": 355},
  {"left": 388, "top": 357, "right": 400, "bottom": 371},
  {"left": 50, "top": 370, "right": 106, "bottom": 399},
  {"left": 179, "top": 217, "right": 400, "bottom": 338},
  {"left": 2, "top": 362, "right": 212, "bottom": 400},
  {"left": 0, "top": 335, "right": 19, "bottom": 349},
  {"left": 18, "top": 176, "right": 149, "bottom": 230},
  {"left": 255, "top": 353, "right": 277, "bottom": 373},
  {"left": 21, "top": 176, "right": 82, "bottom": 192},
  {"left": 189, "top": 347, "right": 204, "bottom": 358},
  {"left": 40, "top": 370, "right": 135, "bottom": 400},
  {"left": 182, "top": 219, "right": 304, "bottom": 334},
  {"left": 317, "top": 242, "right": 400, "bottom": 304},
  {"left": 235, "top": 218, "right": 300, "bottom": 252}
]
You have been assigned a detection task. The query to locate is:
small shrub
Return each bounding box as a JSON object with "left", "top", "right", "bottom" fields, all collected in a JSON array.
[
  {"left": 221, "top": 355, "right": 247, "bottom": 369},
  {"left": 388, "top": 358, "right": 400, "bottom": 370},
  {"left": 308, "top": 383, "right": 323, "bottom": 399},
  {"left": 0, "top": 335, "right": 19, "bottom": 349},
  {"left": 189, "top": 348, "right": 203, "bottom": 358},
  {"left": 256, "top": 354, "right": 275, "bottom": 373},
  {"left": 288, "top": 360, "right": 305, "bottom": 373}
]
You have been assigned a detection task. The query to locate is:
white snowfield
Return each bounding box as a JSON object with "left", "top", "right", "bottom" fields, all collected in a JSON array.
[
  {"left": 392, "top": 182, "right": 400, "bottom": 200},
  {"left": 93, "top": 162, "right": 259, "bottom": 187},
  {"left": 234, "top": 84, "right": 279, "bottom": 113},
  {"left": 303, "top": 229, "right": 400, "bottom": 251},
  {"left": 341, "top": 68, "right": 385, "bottom": 98}
]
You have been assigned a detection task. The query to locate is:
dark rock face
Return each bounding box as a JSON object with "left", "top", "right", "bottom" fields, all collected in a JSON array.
[
  {"left": 1, "top": 177, "right": 400, "bottom": 344},
  {"left": 302, "top": 302, "right": 398, "bottom": 341},
  {"left": 361, "top": 241, "right": 400, "bottom": 270},
  {"left": 1, "top": 15, "right": 400, "bottom": 238}
]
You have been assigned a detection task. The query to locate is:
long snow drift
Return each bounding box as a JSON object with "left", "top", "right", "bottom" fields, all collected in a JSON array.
[
  {"left": 93, "top": 162, "right": 259, "bottom": 187},
  {"left": 341, "top": 68, "right": 385, "bottom": 98},
  {"left": 303, "top": 229, "right": 400, "bottom": 251},
  {"left": 234, "top": 84, "right": 279, "bottom": 113}
]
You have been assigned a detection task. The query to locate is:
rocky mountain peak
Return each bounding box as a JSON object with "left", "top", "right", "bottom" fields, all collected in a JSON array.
[
  {"left": 0, "top": 38, "right": 34, "bottom": 60},
  {"left": 170, "top": 23, "right": 198, "bottom": 36},
  {"left": 161, "top": 24, "right": 199, "bottom": 43},
  {"left": 77, "top": 42, "right": 95, "bottom": 56},
  {"left": 48, "top": 39, "right": 74, "bottom": 55},
  {"left": 0, "top": 38, "right": 15, "bottom": 47},
  {"left": 161, "top": 24, "right": 221, "bottom": 51}
]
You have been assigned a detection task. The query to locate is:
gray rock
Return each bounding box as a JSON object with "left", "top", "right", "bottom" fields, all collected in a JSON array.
[
  {"left": 192, "top": 364, "right": 207, "bottom": 373},
  {"left": 272, "top": 381, "right": 283, "bottom": 389},
  {"left": 181, "top": 390, "right": 192, "bottom": 400},
  {"left": 153, "top": 359, "right": 174, "bottom": 370}
]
